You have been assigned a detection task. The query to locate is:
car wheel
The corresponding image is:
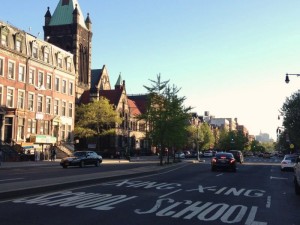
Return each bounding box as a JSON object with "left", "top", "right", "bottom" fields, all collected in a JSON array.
[
  {"left": 294, "top": 177, "right": 300, "bottom": 195},
  {"left": 80, "top": 161, "right": 85, "bottom": 168},
  {"left": 62, "top": 165, "right": 68, "bottom": 169},
  {"left": 95, "top": 161, "right": 100, "bottom": 167},
  {"left": 211, "top": 167, "right": 216, "bottom": 172}
]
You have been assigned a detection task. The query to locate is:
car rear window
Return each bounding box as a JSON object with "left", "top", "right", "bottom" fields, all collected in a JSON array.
[{"left": 216, "top": 153, "right": 233, "bottom": 159}]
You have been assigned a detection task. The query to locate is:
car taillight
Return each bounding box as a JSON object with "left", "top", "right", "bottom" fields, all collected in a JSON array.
[
  {"left": 212, "top": 158, "right": 217, "bottom": 163},
  {"left": 282, "top": 161, "right": 287, "bottom": 164},
  {"left": 230, "top": 159, "right": 235, "bottom": 164}
]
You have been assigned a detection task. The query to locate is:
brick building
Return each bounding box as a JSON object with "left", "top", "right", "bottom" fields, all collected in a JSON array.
[{"left": 0, "top": 20, "right": 76, "bottom": 151}]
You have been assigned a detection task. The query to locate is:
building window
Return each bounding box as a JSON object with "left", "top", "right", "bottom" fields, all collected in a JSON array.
[
  {"left": 7, "top": 88, "right": 14, "bottom": 108},
  {"left": 1, "top": 34, "right": 7, "bottom": 46},
  {"left": 58, "top": 57, "right": 63, "bottom": 68},
  {"left": 44, "top": 121, "right": 50, "bottom": 135},
  {"left": 68, "top": 103, "right": 73, "bottom": 118},
  {"left": 62, "top": 101, "right": 66, "bottom": 116},
  {"left": 46, "top": 74, "right": 52, "bottom": 89},
  {"left": 0, "top": 57, "right": 4, "bottom": 76},
  {"left": 32, "top": 120, "right": 36, "bottom": 134},
  {"left": 67, "top": 61, "right": 71, "bottom": 72},
  {"left": 38, "top": 71, "right": 44, "bottom": 87},
  {"left": 67, "top": 125, "right": 72, "bottom": 141},
  {"left": 69, "top": 82, "right": 74, "bottom": 96},
  {"left": 55, "top": 77, "right": 60, "bottom": 92},
  {"left": 16, "top": 40, "right": 21, "bottom": 52},
  {"left": 32, "top": 42, "right": 38, "bottom": 58},
  {"left": 18, "top": 90, "right": 25, "bottom": 109},
  {"left": 0, "top": 86, "right": 2, "bottom": 105},
  {"left": 62, "top": 80, "right": 67, "bottom": 94},
  {"left": 54, "top": 99, "right": 59, "bottom": 115},
  {"left": 17, "top": 118, "right": 24, "bottom": 141},
  {"left": 46, "top": 97, "right": 51, "bottom": 114},
  {"left": 37, "top": 95, "right": 43, "bottom": 112},
  {"left": 61, "top": 124, "right": 66, "bottom": 141},
  {"left": 44, "top": 48, "right": 50, "bottom": 63},
  {"left": 139, "top": 123, "right": 146, "bottom": 132},
  {"left": 28, "top": 68, "right": 35, "bottom": 85},
  {"left": 18, "top": 64, "right": 26, "bottom": 82},
  {"left": 8, "top": 61, "right": 15, "bottom": 79},
  {"left": 27, "top": 119, "right": 32, "bottom": 133},
  {"left": 40, "top": 120, "right": 44, "bottom": 134},
  {"left": 28, "top": 93, "right": 34, "bottom": 111}
]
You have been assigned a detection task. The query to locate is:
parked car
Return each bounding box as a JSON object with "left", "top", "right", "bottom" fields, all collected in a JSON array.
[
  {"left": 280, "top": 154, "right": 297, "bottom": 171},
  {"left": 228, "top": 150, "right": 244, "bottom": 164},
  {"left": 60, "top": 151, "right": 102, "bottom": 168},
  {"left": 175, "top": 151, "right": 185, "bottom": 159},
  {"left": 203, "top": 150, "right": 213, "bottom": 157},
  {"left": 294, "top": 156, "right": 300, "bottom": 195},
  {"left": 211, "top": 152, "right": 236, "bottom": 172}
]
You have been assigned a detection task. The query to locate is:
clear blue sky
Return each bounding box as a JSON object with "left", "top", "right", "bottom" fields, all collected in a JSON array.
[{"left": 1, "top": 0, "right": 300, "bottom": 139}]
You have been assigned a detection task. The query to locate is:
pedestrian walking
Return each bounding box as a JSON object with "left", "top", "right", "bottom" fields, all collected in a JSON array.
[{"left": 50, "top": 145, "right": 57, "bottom": 161}]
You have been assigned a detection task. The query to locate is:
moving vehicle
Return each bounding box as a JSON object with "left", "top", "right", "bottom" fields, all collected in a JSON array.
[
  {"left": 228, "top": 150, "right": 244, "bottom": 164},
  {"left": 60, "top": 151, "right": 102, "bottom": 168},
  {"left": 280, "top": 154, "right": 297, "bottom": 171},
  {"left": 294, "top": 156, "right": 300, "bottom": 195},
  {"left": 211, "top": 152, "right": 236, "bottom": 172}
]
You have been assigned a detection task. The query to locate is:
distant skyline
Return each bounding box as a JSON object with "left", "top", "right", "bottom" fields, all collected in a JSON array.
[{"left": 1, "top": 0, "right": 300, "bottom": 139}]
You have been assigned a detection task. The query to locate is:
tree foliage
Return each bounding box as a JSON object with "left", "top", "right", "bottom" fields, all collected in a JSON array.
[
  {"left": 141, "top": 74, "right": 192, "bottom": 165},
  {"left": 74, "top": 97, "right": 122, "bottom": 138},
  {"left": 280, "top": 91, "right": 300, "bottom": 150}
]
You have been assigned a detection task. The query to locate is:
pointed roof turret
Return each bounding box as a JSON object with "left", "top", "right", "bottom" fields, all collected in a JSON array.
[
  {"left": 115, "top": 73, "right": 123, "bottom": 88},
  {"left": 85, "top": 13, "right": 92, "bottom": 30},
  {"left": 44, "top": 7, "right": 52, "bottom": 26},
  {"left": 49, "top": 0, "right": 87, "bottom": 29}
]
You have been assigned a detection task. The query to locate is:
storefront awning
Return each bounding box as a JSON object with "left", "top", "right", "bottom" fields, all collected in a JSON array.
[{"left": 30, "top": 135, "right": 57, "bottom": 144}]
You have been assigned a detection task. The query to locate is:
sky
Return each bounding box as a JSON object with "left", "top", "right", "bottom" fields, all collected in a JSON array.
[{"left": 1, "top": 0, "right": 300, "bottom": 140}]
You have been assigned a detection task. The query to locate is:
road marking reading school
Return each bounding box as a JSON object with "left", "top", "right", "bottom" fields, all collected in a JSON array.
[{"left": 13, "top": 191, "right": 268, "bottom": 224}]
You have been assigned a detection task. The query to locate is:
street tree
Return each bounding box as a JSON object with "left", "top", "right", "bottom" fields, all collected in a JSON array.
[
  {"left": 280, "top": 91, "right": 300, "bottom": 151},
  {"left": 141, "top": 74, "right": 191, "bottom": 165},
  {"left": 74, "top": 97, "right": 122, "bottom": 150}
]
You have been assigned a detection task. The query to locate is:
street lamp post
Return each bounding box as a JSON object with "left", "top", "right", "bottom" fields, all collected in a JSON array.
[{"left": 285, "top": 73, "right": 300, "bottom": 83}]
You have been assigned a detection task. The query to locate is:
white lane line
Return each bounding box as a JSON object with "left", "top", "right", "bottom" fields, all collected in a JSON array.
[
  {"left": 0, "top": 178, "right": 25, "bottom": 182},
  {"left": 216, "top": 173, "right": 223, "bottom": 177}
]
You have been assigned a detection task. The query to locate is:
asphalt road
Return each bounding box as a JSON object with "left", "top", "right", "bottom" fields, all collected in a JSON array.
[{"left": 0, "top": 157, "right": 299, "bottom": 225}]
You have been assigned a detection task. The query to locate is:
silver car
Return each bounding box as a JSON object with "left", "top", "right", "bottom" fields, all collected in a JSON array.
[{"left": 280, "top": 154, "right": 297, "bottom": 171}]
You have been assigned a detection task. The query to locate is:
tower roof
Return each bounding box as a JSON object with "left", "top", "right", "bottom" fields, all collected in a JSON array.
[{"left": 49, "top": 0, "right": 87, "bottom": 29}]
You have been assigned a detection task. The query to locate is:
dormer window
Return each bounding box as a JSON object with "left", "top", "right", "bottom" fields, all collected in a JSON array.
[
  {"left": 56, "top": 52, "right": 63, "bottom": 68},
  {"left": 32, "top": 41, "right": 38, "bottom": 58},
  {"left": 43, "top": 46, "right": 50, "bottom": 63},
  {"left": 0, "top": 26, "right": 9, "bottom": 46},
  {"left": 15, "top": 33, "right": 23, "bottom": 52},
  {"left": 66, "top": 57, "right": 72, "bottom": 72}
]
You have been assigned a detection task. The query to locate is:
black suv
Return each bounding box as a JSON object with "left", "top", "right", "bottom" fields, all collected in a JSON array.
[
  {"left": 60, "top": 151, "right": 102, "bottom": 168},
  {"left": 228, "top": 150, "right": 244, "bottom": 164},
  {"left": 294, "top": 156, "right": 300, "bottom": 195}
]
